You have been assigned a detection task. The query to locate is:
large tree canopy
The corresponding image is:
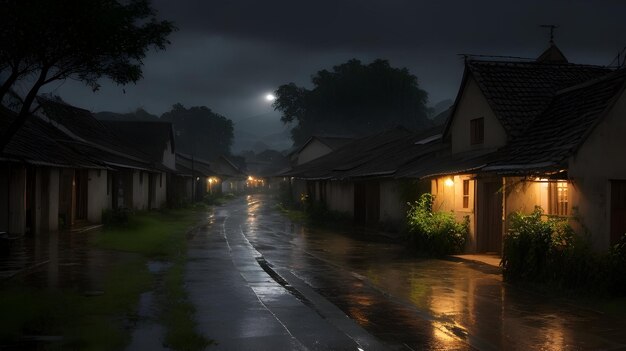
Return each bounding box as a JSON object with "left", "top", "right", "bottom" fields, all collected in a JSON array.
[
  {"left": 273, "top": 59, "right": 432, "bottom": 145},
  {"left": 0, "top": 0, "right": 175, "bottom": 151},
  {"left": 161, "top": 103, "right": 234, "bottom": 160}
]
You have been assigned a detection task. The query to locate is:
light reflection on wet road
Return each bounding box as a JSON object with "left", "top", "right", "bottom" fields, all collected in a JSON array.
[{"left": 232, "top": 194, "right": 626, "bottom": 350}]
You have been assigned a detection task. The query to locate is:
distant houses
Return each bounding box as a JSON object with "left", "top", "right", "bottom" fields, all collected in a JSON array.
[
  {"left": 285, "top": 43, "right": 626, "bottom": 253},
  {"left": 0, "top": 97, "right": 247, "bottom": 236}
]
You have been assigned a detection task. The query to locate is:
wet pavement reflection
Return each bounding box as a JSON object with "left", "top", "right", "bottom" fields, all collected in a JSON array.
[{"left": 229, "top": 194, "right": 626, "bottom": 350}]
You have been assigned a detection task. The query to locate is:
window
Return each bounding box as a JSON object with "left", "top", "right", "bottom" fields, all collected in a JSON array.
[
  {"left": 548, "top": 181, "right": 568, "bottom": 216},
  {"left": 462, "top": 179, "right": 470, "bottom": 208},
  {"left": 470, "top": 117, "right": 484, "bottom": 145}
]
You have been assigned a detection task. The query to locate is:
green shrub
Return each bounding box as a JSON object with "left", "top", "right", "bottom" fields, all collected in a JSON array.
[
  {"left": 406, "top": 193, "right": 469, "bottom": 256},
  {"left": 502, "top": 206, "right": 626, "bottom": 295},
  {"left": 101, "top": 207, "right": 131, "bottom": 228}
]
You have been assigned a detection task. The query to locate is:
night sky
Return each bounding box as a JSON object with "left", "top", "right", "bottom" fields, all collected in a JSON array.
[{"left": 44, "top": 0, "right": 626, "bottom": 148}]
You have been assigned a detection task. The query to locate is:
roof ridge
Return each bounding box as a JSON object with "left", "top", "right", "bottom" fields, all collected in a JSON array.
[
  {"left": 467, "top": 59, "right": 607, "bottom": 69},
  {"left": 555, "top": 68, "right": 626, "bottom": 95}
]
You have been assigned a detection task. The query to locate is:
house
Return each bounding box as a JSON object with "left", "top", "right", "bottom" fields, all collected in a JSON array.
[
  {"left": 175, "top": 153, "right": 216, "bottom": 202},
  {"left": 38, "top": 97, "right": 156, "bottom": 214},
  {"left": 101, "top": 120, "right": 177, "bottom": 209},
  {"left": 0, "top": 106, "right": 105, "bottom": 235},
  {"left": 401, "top": 44, "right": 620, "bottom": 253},
  {"left": 285, "top": 127, "right": 443, "bottom": 228},
  {"left": 210, "top": 155, "right": 247, "bottom": 194},
  {"left": 289, "top": 135, "right": 354, "bottom": 166},
  {"left": 483, "top": 68, "right": 626, "bottom": 250}
]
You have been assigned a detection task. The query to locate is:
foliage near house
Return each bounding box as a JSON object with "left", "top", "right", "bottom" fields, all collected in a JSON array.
[
  {"left": 406, "top": 193, "right": 469, "bottom": 256},
  {"left": 502, "top": 207, "right": 626, "bottom": 295}
]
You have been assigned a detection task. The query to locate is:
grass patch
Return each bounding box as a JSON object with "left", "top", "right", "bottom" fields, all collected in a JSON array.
[
  {"left": 0, "top": 207, "right": 211, "bottom": 350},
  {"left": 95, "top": 209, "right": 202, "bottom": 258},
  {"left": 162, "top": 258, "right": 213, "bottom": 350},
  {"left": 0, "top": 256, "right": 151, "bottom": 349}
]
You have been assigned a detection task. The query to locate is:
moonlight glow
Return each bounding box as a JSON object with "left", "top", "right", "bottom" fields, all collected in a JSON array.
[{"left": 265, "top": 93, "right": 276, "bottom": 102}]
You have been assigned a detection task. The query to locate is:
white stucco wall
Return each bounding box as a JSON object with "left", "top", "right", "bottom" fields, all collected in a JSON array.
[
  {"left": 132, "top": 170, "right": 150, "bottom": 210},
  {"left": 162, "top": 141, "right": 176, "bottom": 170},
  {"left": 154, "top": 172, "right": 167, "bottom": 208},
  {"left": 431, "top": 175, "right": 477, "bottom": 251},
  {"left": 568, "top": 89, "right": 626, "bottom": 250},
  {"left": 87, "top": 169, "right": 110, "bottom": 223},
  {"left": 449, "top": 77, "right": 507, "bottom": 153},
  {"left": 379, "top": 180, "right": 406, "bottom": 227},
  {"left": 297, "top": 140, "right": 333, "bottom": 165},
  {"left": 325, "top": 180, "right": 354, "bottom": 216},
  {"left": 46, "top": 168, "right": 60, "bottom": 231}
]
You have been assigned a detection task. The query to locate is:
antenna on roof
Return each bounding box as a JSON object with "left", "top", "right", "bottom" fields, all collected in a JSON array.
[{"left": 540, "top": 24, "right": 559, "bottom": 45}]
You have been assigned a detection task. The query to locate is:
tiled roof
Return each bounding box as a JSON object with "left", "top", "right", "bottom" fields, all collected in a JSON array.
[
  {"left": 0, "top": 107, "right": 102, "bottom": 168},
  {"left": 101, "top": 120, "right": 175, "bottom": 165},
  {"left": 176, "top": 153, "right": 214, "bottom": 177},
  {"left": 485, "top": 69, "right": 626, "bottom": 174},
  {"left": 467, "top": 59, "right": 612, "bottom": 138},
  {"left": 38, "top": 97, "right": 155, "bottom": 170},
  {"left": 284, "top": 127, "right": 444, "bottom": 180}
]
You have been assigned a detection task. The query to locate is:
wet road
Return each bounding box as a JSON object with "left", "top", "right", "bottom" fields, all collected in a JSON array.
[{"left": 198, "top": 194, "right": 626, "bottom": 351}]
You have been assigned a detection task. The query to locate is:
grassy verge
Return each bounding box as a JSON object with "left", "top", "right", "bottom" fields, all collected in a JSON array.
[
  {"left": 0, "top": 207, "right": 211, "bottom": 350},
  {"left": 96, "top": 208, "right": 213, "bottom": 350}
]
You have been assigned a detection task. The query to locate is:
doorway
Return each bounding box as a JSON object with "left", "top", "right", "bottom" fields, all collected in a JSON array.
[{"left": 477, "top": 179, "right": 503, "bottom": 254}]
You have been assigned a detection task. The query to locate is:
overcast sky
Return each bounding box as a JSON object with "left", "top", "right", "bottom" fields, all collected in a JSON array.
[{"left": 47, "top": 0, "right": 626, "bottom": 123}]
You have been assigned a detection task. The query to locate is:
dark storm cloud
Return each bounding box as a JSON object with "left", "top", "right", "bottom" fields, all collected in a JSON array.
[
  {"left": 52, "top": 0, "right": 626, "bottom": 146},
  {"left": 153, "top": 0, "right": 626, "bottom": 52}
]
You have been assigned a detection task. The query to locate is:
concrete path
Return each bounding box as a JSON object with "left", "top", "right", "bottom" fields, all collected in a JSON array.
[{"left": 186, "top": 204, "right": 388, "bottom": 350}]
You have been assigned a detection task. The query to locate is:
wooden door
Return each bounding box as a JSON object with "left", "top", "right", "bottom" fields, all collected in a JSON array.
[
  {"left": 366, "top": 181, "right": 380, "bottom": 224},
  {"left": 478, "top": 180, "right": 503, "bottom": 254},
  {"left": 611, "top": 180, "right": 626, "bottom": 245},
  {"left": 354, "top": 183, "right": 367, "bottom": 224},
  {"left": 74, "top": 170, "right": 88, "bottom": 220}
]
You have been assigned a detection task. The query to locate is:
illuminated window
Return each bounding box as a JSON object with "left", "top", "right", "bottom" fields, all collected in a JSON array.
[
  {"left": 470, "top": 117, "right": 484, "bottom": 145},
  {"left": 548, "top": 181, "right": 568, "bottom": 216},
  {"left": 462, "top": 179, "right": 470, "bottom": 208}
]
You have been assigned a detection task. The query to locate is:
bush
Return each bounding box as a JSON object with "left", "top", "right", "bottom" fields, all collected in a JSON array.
[
  {"left": 502, "top": 206, "right": 626, "bottom": 295},
  {"left": 102, "top": 208, "right": 131, "bottom": 228},
  {"left": 406, "top": 193, "right": 469, "bottom": 256}
]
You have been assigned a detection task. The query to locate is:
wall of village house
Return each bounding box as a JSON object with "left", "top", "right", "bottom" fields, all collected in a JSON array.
[
  {"left": 6, "top": 166, "right": 26, "bottom": 234},
  {"left": 504, "top": 177, "right": 545, "bottom": 216},
  {"left": 568, "top": 89, "right": 626, "bottom": 250},
  {"left": 162, "top": 142, "right": 176, "bottom": 170},
  {"left": 87, "top": 169, "right": 110, "bottom": 223},
  {"left": 297, "top": 140, "right": 332, "bottom": 165},
  {"left": 325, "top": 180, "right": 354, "bottom": 216},
  {"left": 291, "top": 179, "right": 308, "bottom": 204},
  {"left": 431, "top": 175, "right": 476, "bottom": 252},
  {"left": 132, "top": 170, "right": 150, "bottom": 210},
  {"left": 379, "top": 180, "right": 406, "bottom": 227},
  {"left": 153, "top": 172, "right": 167, "bottom": 208},
  {"left": 449, "top": 77, "right": 507, "bottom": 153},
  {"left": 42, "top": 168, "right": 60, "bottom": 232}
]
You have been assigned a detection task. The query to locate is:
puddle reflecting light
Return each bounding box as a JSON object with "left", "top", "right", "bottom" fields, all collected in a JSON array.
[{"left": 444, "top": 178, "right": 454, "bottom": 187}]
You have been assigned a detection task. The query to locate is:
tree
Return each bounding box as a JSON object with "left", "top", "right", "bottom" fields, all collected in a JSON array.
[
  {"left": 0, "top": 0, "right": 175, "bottom": 151},
  {"left": 161, "top": 103, "right": 234, "bottom": 160},
  {"left": 273, "top": 59, "right": 432, "bottom": 146}
]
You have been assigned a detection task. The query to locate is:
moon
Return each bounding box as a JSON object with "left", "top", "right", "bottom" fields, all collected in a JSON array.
[{"left": 265, "top": 93, "right": 276, "bottom": 102}]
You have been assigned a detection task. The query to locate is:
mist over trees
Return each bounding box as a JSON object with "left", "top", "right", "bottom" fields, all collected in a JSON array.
[
  {"left": 273, "top": 59, "right": 432, "bottom": 146},
  {"left": 161, "top": 103, "right": 234, "bottom": 159},
  {"left": 0, "top": 0, "right": 175, "bottom": 151}
]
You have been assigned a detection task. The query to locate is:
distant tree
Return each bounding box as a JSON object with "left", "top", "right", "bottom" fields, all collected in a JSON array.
[
  {"left": 273, "top": 59, "right": 432, "bottom": 145},
  {"left": 0, "top": 0, "right": 175, "bottom": 151},
  {"left": 161, "top": 103, "right": 234, "bottom": 159}
]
